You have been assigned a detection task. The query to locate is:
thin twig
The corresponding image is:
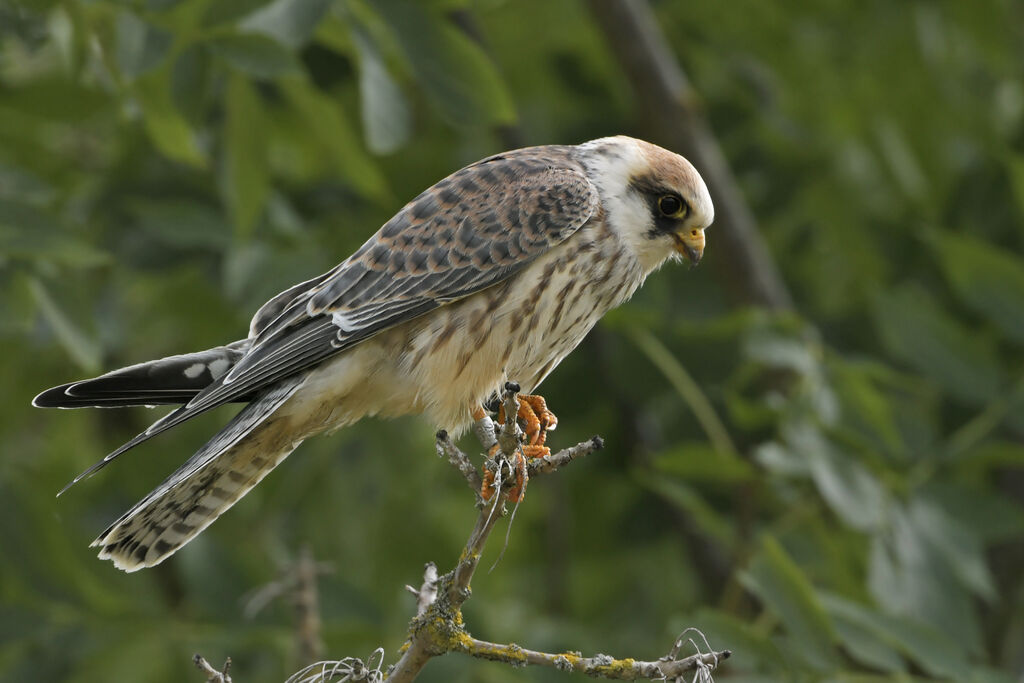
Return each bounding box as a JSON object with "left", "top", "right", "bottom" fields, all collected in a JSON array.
[
  {"left": 285, "top": 649, "right": 385, "bottom": 683},
  {"left": 435, "top": 431, "right": 483, "bottom": 499},
  {"left": 527, "top": 436, "right": 604, "bottom": 476}
]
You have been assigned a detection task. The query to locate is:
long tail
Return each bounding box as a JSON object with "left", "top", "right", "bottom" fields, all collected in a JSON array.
[
  {"left": 92, "top": 374, "right": 306, "bottom": 572},
  {"left": 33, "top": 341, "right": 251, "bottom": 408}
]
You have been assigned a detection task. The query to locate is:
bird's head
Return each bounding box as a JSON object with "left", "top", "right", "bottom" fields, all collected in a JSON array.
[{"left": 578, "top": 136, "right": 714, "bottom": 273}]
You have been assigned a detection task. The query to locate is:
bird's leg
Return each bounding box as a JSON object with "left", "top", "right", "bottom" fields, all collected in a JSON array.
[{"left": 480, "top": 394, "right": 558, "bottom": 502}]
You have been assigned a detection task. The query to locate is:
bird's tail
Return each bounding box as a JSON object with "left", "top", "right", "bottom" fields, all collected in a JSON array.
[
  {"left": 92, "top": 375, "right": 306, "bottom": 572},
  {"left": 32, "top": 340, "right": 252, "bottom": 408}
]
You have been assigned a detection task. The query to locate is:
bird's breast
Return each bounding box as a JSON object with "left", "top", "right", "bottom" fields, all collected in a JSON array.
[{"left": 395, "top": 221, "right": 647, "bottom": 432}]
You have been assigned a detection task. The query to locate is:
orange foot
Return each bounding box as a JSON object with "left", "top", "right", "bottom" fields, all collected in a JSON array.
[
  {"left": 480, "top": 394, "right": 558, "bottom": 502},
  {"left": 497, "top": 394, "right": 558, "bottom": 446},
  {"left": 481, "top": 449, "right": 528, "bottom": 503}
]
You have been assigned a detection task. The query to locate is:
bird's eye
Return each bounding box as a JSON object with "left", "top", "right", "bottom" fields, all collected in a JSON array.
[{"left": 658, "top": 195, "right": 684, "bottom": 217}]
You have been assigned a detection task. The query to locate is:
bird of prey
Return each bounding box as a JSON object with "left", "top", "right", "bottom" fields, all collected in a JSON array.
[{"left": 34, "top": 136, "right": 713, "bottom": 572}]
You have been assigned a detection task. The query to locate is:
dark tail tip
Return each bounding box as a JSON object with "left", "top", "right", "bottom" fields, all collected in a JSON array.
[{"left": 32, "top": 383, "right": 76, "bottom": 408}]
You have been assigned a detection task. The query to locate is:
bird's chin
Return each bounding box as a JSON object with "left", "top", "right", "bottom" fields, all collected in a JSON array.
[{"left": 672, "top": 237, "right": 703, "bottom": 266}]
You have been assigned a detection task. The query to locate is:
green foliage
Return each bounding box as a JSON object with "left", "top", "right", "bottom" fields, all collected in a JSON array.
[{"left": 2, "top": 0, "right": 1023, "bottom": 681}]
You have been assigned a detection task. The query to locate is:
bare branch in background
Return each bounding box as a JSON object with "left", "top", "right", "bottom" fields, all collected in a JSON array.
[
  {"left": 587, "top": 0, "right": 794, "bottom": 311},
  {"left": 194, "top": 654, "right": 232, "bottom": 683}
]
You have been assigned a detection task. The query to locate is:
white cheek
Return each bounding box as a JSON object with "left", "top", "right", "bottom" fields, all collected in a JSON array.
[
  {"left": 579, "top": 141, "right": 674, "bottom": 274},
  {"left": 605, "top": 192, "right": 668, "bottom": 272}
]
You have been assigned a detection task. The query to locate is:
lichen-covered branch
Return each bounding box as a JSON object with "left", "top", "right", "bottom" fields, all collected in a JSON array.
[{"left": 459, "top": 636, "right": 730, "bottom": 680}]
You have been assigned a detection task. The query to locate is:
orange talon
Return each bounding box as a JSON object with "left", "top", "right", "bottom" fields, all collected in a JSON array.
[
  {"left": 521, "top": 444, "right": 550, "bottom": 459},
  {"left": 480, "top": 450, "right": 529, "bottom": 502},
  {"left": 505, "top": 452, "right": 529, "bottom": 503},
  {"left": 497, "top": 394, "right": 558, "bottom": 447},
  {"left": 481, "top": 468, "right": 496, "bottom": 501},
  {"left": 482, "top": 394, "right": 556, "bottom": 502}
]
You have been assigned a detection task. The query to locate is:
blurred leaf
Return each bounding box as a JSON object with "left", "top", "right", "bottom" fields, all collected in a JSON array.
[
  {"left": 635, "top": 472, "right": 737, "bottom": 548},
  {"left": 279, "top": 78, "right": 387, "bottom": 199},
  {"left": 821, "top": 594, "right": 972, "bottom": 679},
  {"left": 651, "top": 442, "right": 755, "bottom": 483},
  {"left": 786, "top": 422, "right": 888, "bottom": 532},
  {"left": 907, "top": 494, "right": 995, "bottom": 600},
  {"left": 202, "top": 0, "right": 276, "bottom": 28},
  {"left": 372, "top": 0, "right": 516, "bottom": 126},
  {"left": 238, "top": 0, "right": 332, "bottom": 48},
  {"left": 207, "top": 33, "right": 300, "bottom": 78},
  {"left": 630, "top": 327, "right": 740, "bottom": 460},
  {"left": 830, "top": 609, "right": 907, "bottom": 673},
  {"left": 171, "top": 44, "right": 214, "bottom": 122},
  {"left": 222, "top": 75, "right": 270, "bottom": 236},
  {"left": 739, "top": 536, "right": 840, "bottom": 671},
  {"left": 351, "top": 22, "right": 411, "bottom": 154},
  {"left": 134, "top": 75, "right": 207, "bottom": 167},
  {"left": 115, "top": 10, "right": 172, "bottom": 81},
  {"left": 752, "top": 440, "right": 810, "bottom": 476},
  {"left": 868, "top": 506, "right": 984, "bottom": 655},
  {"left": 828, "top": 358, "right": 905, "bottom": 459},
  {"left": 0, "top": 78, "right": 109, "bottom": 122},
  {"left": 873, "top": 284, "right": 1000, "bottom": 404},
  {"left": 1006, "top": 154, "right": 1024, "bottom": 225},
  {"left": 127, "top": 199, "right": 231, "bottom": 251},
  {"left": 0, "top": 201, "right": 109, "bottom": 268},
  {"left": 28, "top": 277, "right": 100, "bottom": 373},
  {"left": 223, "top": 240, "right": 271, "bottom": 301},
  {"left": 930, "top": 229, "right": 1024, "bottom": 344}
]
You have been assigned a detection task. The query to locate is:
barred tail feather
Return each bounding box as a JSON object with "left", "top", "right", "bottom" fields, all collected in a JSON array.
[{"left": 92, "top": 375, "right": 306, "bottom": 572}]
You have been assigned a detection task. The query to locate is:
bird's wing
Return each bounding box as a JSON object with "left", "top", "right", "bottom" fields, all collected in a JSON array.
[{"left": 65, "top": 151, "right": 598, "bottom": 488}]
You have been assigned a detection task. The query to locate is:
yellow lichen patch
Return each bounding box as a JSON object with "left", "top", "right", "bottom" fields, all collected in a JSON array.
[
  {"left": 591, "top": 657, "right": 638, "bottom": 675},
  {"left": 463, "top": 638, "right": 529, "bottom": 667},
  {"left": 554, "top": 652, "right": 584, "bottom": 670},
  {"left": 454, "top": 631, "right": 475, "bottom": 650}
]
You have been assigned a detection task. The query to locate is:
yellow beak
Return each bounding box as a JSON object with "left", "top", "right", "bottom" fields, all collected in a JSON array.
[{"left": 674, "top": 228, "right": 705, "bottom": 265}]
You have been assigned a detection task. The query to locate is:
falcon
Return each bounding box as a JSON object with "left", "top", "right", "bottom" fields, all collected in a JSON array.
[{"left": 34, "top": 136, "right": 713, "bottom": 572}]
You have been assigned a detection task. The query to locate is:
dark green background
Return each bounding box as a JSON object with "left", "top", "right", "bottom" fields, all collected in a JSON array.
[{"left": 2, "top": 0, "right": 1023, "bottom": 680}]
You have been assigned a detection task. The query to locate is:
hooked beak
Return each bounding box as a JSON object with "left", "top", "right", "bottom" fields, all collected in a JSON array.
[{"left": 673, "top": 227, "right": 705, "bottom": 266}]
